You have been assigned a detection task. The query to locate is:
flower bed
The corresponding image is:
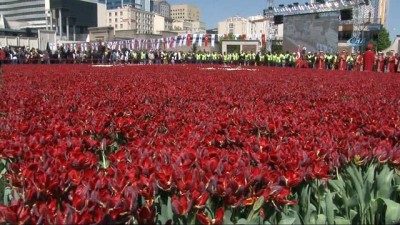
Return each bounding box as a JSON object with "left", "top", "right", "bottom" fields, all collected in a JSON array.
[{"left": 0, "top": 64, "right": 399, "bottom": 224}]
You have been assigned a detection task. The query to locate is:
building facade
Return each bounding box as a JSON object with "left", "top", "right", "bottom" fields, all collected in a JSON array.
[
  {"left": 99, "top": 0, "right": 151, "bottom": 11},
  {"left": 106, "top": 5, "right": 154, "bottom": 34},
  {"left": 0, "top": 0, "right": 46, "bottom": 30},
  {"left": 218, "top": 16, "right": 248, "bottom": 36},
  {"left": 153, "top": 14, "right": 172, "bottom": 34},
  {"left": 218, "top": 15, "right": 283, "bottom": 40},
  {"left": 172, "top": 20, "right": 206, "bottom": 34},
  {"left": 0, "top": 0, "right": 98, "bottom": 41},
  {"left": 151, "top": 0, "right": 170, "bottom": 18},
  {"left": 377, "top": 0, "right": 388, "bottom": 25},
  {"left": 170, "top": 4, "right": 200, "bottom": 21}
]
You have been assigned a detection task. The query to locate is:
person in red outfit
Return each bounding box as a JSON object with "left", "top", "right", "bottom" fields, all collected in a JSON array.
[
  {"left": 363, "top": 43, "right": 376, "bottom": 72},
  {"left": 376, "top": 52, "right": 385, "bottom": 72},
  {"left": 0, "top": 47, "right": 6, "bottom": 68},
  {"left": 317, "top": 50, "right": 325, "bottom": 69},
  {"left": 387, "top": 50, "right": 396, "bottom": 73},
  {"left": 338, "top": 50, "right": 347, "bottom": 70},
  {"left": 355, "top": 51, "right": 363, "bottom": 71}
]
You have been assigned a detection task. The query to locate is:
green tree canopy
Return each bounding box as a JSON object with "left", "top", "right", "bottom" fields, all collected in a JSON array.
[{"left": 374, "top": 27, "right": 391, "bottom": 51}]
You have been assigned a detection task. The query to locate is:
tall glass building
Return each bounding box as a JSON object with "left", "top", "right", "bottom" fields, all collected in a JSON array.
[
  {"left": 99, "top": 0, "right": 151, "bottom": 11},
  {"left": 0, "top": 0, "right": 98, "bottom": 40},
  {"left": 0, "top": 0, "right": 46, "bottom": 29}
]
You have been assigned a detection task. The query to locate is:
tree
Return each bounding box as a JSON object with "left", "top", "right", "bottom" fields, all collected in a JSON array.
[{"left": 373, "top": 27, "right": 391, "bottom": 51}]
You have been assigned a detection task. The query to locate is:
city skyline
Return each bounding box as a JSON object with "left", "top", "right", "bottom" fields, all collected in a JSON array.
[{"left": 167, "top": 0, "right": 399, "bottom": 41}]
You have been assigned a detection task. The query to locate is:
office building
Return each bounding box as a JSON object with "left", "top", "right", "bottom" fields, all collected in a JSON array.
[
  {"left": 99, "top": 0, "right": 151, "bottom": 11},
  {"left": 151, "top": 0, "right": 171, "bottom": 18},
  {"left": 106, "top": 5, "right": 154, "bottom": 34},
  {"left": 170, "top": 4, "right": 200, "bottom": 21}
]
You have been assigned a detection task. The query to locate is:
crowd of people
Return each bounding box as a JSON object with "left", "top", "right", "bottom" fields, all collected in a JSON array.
[{"left": 0, "top": 43, "right": 399, "bottom": 73}]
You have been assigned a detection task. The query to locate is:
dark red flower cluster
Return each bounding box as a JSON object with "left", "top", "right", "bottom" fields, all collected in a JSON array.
[{"left": 0, "top": 65, "right": 399, "bottom": 224}]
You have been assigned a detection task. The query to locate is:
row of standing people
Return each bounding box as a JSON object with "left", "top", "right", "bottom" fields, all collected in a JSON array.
[{"left": 1, "top": 45, "right": 398, "bottom": 73}]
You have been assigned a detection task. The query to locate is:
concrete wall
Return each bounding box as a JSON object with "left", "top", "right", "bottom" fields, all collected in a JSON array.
[
  {"left": 221, "top": 40, "right": 259, "bottom": 53},
  {"left": 0, "top": 36, "right": 38, "bottom": 49}
]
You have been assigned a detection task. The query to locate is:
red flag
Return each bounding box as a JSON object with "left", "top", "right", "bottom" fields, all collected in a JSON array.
[
  {"left": 242, "top": 34, "right": 246, "bottom": 40},
  {"left": 169, "top": 37, "right": 175, "bottom": 48},
  {"left": 163, "top": 38, "right": 166, "bottom": 49},
  {"left": 187, "top": 34, "right": 192, "bottom": 46},
  {"left": 205, "top": 34, "right": 209, "bottom": 47},
  {"left": 147, "top": 39, "right": 152, "bottom": 50},
  {"left": 261, "top": 34, "right": 266, "bottom": 47}
]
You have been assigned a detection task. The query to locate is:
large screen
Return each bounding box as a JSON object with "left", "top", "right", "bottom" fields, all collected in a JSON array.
[{"left": 283, "top": 12, "right": 339, "bottom": 54}]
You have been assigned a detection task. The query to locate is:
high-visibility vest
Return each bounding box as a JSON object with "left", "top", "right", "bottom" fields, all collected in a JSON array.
[{"left": 346, "top": 55, "right": 354, "bottom": 62}]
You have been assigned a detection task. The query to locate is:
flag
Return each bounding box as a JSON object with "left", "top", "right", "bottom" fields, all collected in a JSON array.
[
  {"left": 169, "top": 37, "right": 175, "bottom": 48},
  {"left": 198, "top": 34, "right": 203, "bottom": 47},
  {"left": 211, "top": 34, "right": 216, "bottom": 47},
  {"left": 173, "top": 36, "right": 177, "bottom": 48},
  {"left": 242, "top": 34, "right": 246, "bottom": 40},
  {"left": 192, "top": 34, "right": 197, "bottom": 45},
  {"left": 205, "top": 34, "right": 209, "bottom": 47},
  {"left": 262, "top": 34, "right": 266, "bottom": 47},
  {"left": 178, "top": 35, "right": 183, "bottom": 47},
  {"left": 187, "top": 34, "right": 192, "bottom": 46}
]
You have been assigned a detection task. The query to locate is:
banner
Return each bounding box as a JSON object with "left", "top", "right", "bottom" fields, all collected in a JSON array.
[
  {"left": 182, "top": 34, "right": 187, "bottom": 46},
  {"left": 198, "top": 34, "right": 203, "bottom": 47},
  {"left": 205, "top": 34, "right": 209, "bottom": 47},
  {"left": 178, "top": 35, "right": 183, "bottom": 47},
  {"left": 211, "top": 34, "right": 216, "bottom": 47},
  {"left": 192, "top": 34, "right": 197, "bottom": 45},
  {"left": 262, "top": 34, "right": 266, "bottom": 47},
  {"left": 187, "top": 34, "right": 191, "bottom": 46},
  {"left": 156, "top": 38, "right": 161, "bottom": 50},
  {"left": 169, "top": 37, "right": 175, "bottom": 49},
  {"left": 173, "top": 36, "right": 177, "bottom": 48}
]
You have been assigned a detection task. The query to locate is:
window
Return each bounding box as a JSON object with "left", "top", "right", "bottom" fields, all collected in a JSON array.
[
  {"left": 120, "top": 24, "right": 123, "bottom": 28},
  {"left": 229, "top": 23, "right": 234, "bottom": 34},
  {"left": 109, "top": 12, "right": 111, "bottom": 17},
  {"left": 115, "top": 18, "right": 118, "bottom": 22},
  {"left": 115, "top": 12, "right": 117, "bottom": 16},
  {"left": 109, "top": 19, "right": 111, "bottom": 23},
  {"left": 120, "top": 11, "right": 123, "bottom": 16},
  {"left": 115, "top": 24, "right": 118, "bottom": 28}
]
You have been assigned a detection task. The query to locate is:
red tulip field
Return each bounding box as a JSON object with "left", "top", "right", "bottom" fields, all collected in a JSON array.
[{"left": 0, "top": 64, "right": 399, "bottom": 225}]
